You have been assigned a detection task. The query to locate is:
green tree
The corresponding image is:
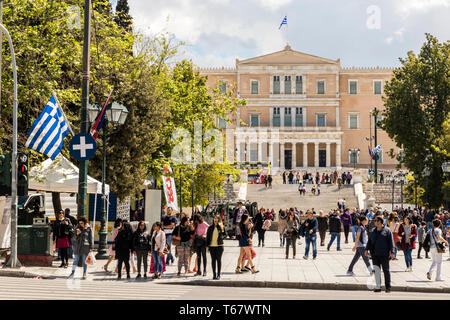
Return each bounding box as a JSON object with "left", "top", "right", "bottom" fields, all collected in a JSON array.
[
  {"left": 381, "top": 34, "right": 450, "bottom": 208},
  {"left": 114, "top": 0, "right": 132, "bottom": 32}
]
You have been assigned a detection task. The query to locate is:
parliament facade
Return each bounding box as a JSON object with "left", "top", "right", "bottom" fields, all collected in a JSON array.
[{"left": 200, "top": 45, "right": 400, "bottom": 171}]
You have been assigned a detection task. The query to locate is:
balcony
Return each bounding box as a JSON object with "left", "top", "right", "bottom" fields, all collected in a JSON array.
[{"left": 235, "top": 126, "right": 342, "bottom": 133}]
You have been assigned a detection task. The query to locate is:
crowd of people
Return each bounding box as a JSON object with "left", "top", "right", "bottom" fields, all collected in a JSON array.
[{"left": 282, "top": 170, "right": 353, "bottom": 186}]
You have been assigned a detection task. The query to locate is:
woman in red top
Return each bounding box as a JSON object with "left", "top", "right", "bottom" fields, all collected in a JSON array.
[{"left": 398, "top": 216, "right": 417, "bottom": 272}]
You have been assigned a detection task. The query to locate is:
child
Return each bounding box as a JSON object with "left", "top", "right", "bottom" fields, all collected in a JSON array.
[
  {"left": 417, "top": 221, "right": 429, "bottom": 259},
  {"left": 317, "top": 184, "right": 321, "bottom": 196},
  {"left": 311, "top": 185, "right": 316, "bottom": 195}
]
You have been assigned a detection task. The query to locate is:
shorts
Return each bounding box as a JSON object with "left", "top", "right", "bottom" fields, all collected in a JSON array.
[{"left": 239, "top": 236, "right": 249, "bottom": 247}]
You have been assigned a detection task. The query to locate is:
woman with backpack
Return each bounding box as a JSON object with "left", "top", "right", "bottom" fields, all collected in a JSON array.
[
  {"left": 52, "top": 210, "right": 73, "bottom": 268},
  {"left": 285, "top": 212, "right": 299, "bottom": 259},
  {"left": 398, "top": 216, "right": 417, "bottom": 272},
  {"left": 115, "top": 220, "right": 133, "bottom": 280},
  {"left": 426, "top": 219, "right": 449, "bottom": 281},
  {"left": 131, "top": 221, "right": 151, "bottom": 279},
  {"left": 347, "top": 216, "right": 373, "bottom": 276}
]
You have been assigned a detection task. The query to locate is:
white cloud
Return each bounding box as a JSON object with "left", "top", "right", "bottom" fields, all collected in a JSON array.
[
  {"left": 252, "top": 0, "right": 293, "bottom": 11},
  {"left": 385, "top": 37, "right": 394, "bottom": 44},
  {"left": 394, "top": 0, "right": 450, "bottom": 18}
]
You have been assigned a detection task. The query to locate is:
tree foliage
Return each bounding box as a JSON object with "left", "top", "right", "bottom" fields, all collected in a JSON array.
[
  {"left": 381, "top": 34, "right": 450, "bottom": 208},
  {"left": 114, "top": 0, "right": 132, "bottom": 32}
]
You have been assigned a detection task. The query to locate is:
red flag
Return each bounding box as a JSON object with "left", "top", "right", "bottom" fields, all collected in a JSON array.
[{"left": 90, "top": 90, "right": 113, "bottom": 141}]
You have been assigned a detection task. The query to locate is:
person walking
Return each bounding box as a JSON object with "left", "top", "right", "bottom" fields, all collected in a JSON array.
[
  {"left": 207, "top": 215, "right": 226, "bottom": 280},
  {"left": 389, "top": 216, "right": 400, "bottom": 260},
  {"left": 103, "top": 218, "right": 122, "bottom": 272},
  {"left": 194, "top": 215, "right": 209, "bottom": 276},
  {"left": 173, "top": 217, "right": 194, "bottom": 276},
  {"left": 347, "top": 216, "right": 373, "bottom": 276},
  {"left": 52, "top": 210, "right": 73, "bottom": 268},
  {"left": 317, "top": 210, "right": 328, "bottom": 246},
  {"left": 235, "top": 214, "right": 259, "bottom": 274},
  {"left": 150, "top": 222, "right": 166, "bottom": 279},
  {"left": 162, "top": 207, "right": 178, "bottom": 266},
  {"left": 341, "top": 209, "right": 352, "bottom": 244},
  {"left": 364, "top": 216, "right": 395, "bottom": 293},
  {"left": 131, "top": 221, "right": 151, "bottom": 279},
  {"left": 268, "top": 175, "right": 273, "bottom": 189},
  {"left": 233, "top": 202, "right": 248, "bottom": 240},
  {"left": 398, "top": 216, "right": 417, "bottom": 272},
  {"left": 301, "top": 210, "right": 318, "bottom": 260},
  {"left": 282, "top": 171, "right": 287, "bottom": 184},
  {"left": 68, "top": 217, "right": 93, "bottom": 280},
  {"left": 115, "top": 220, "right": 133, "bottom": 280},
  {"left": 64, "top": 208, "right": 77, "bottom": 260},
  {"left": 417, "top": 221, "right": 429, "bottom": 259},
  {"left": 285, "top": 212, "right": 299, "bottom": 259},
  {"left": 427, "top": 219, "right": 449, "bottom": 281},
  {"left": 254, "top": 207, "right": 266, "bottom": 247},
  {"left": 350, "top": 209, "right": 360, "bottom": 242},
  {"left": 327, "top": 210, "right": 342, "bottom": 251},
  {"left": 278, "top": 210, "right": 288, "bottom": 247}
]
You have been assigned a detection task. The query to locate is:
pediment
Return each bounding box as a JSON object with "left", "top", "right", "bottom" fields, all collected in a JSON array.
[{"left": 238, "top": 45, "right": 338, "bottom": 66}]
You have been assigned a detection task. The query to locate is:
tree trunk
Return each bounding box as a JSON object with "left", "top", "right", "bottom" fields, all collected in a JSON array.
[{"left": 52, "top": 192, "right": 62, "bottom": 218}]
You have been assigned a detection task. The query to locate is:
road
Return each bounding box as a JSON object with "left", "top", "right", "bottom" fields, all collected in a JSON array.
[{"left": 0, "top": 276, "right": 449, "bottom": 300}]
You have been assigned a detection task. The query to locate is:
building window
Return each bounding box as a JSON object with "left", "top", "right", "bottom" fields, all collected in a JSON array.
[
  {"left": 219, "top": 81, "right": 227, "bottom": 94},
  {"left": 374, "top": 81, "right": 382, "bottom": 94},
  {"left": 218, "top": 117, "right": 227, "bottom": 129},
  {"left": 250, "top": 114, "right": 259, "bottom": 127},
  {"left": 284, "top": 76, "right": 291, "bottom": 94},
  {"left": 317, "top": 81, "right": 325, "bottom": 94},
  {"left": 295, "top": 107, "right": 303, "bottom": 126},
  {"left": 272, "top": 107, "right": 280, "bottom": 127},
  {"left": 349, "top": 80, "right": 358, "bottom": 94},
  {"left": 250, "top": 148, "right": 258, "bottom": 162},
  {"left": 349, "top": 150, "right": 359, "bottom": 164},
  {"left": 316, "top": 114, "right": 326, "bottom": 127},
  {"left": 284, "top": 107, "right": 292, "bottom": 126},
  {"left": 251, "top": 80, "right": 259, "bottom": 94},
  {"left": 295, "top": 76, "right": 303, "bottom": 94},
  {"left": 273, "top": 76, "right": 280, "bottom": 94},
  {"left": 349, "top": 114, "right": 358, "bottom": 129}
]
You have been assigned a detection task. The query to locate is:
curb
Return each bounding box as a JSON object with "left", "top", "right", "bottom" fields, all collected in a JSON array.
[
  {"left": 171, "top": 279, "right": 450, "bottom": 294},
  {"left": 0, "top": 269, "right": 53, "bottom": 279}
]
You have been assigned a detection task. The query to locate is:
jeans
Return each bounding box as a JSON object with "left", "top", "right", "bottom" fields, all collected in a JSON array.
[
  {"left": 257, "top": 229, "right": 266, "bottom": 246},
  {"left": 68, "top": 245, "right": 74, "bottom": 259},
  {"left": 428, "top": 248, "right": 443, "bottom": 280},
  {"left": 71, "top": 254, "right": 87, "bottom": 274},
  {"left": 343, "top": 225, "right": 350, "bottom": 242},
  {"left": 305, "top": 234, "right": 317, "bottom": 258},
  {"left": 196, "top": 244, "right": 207, "bottom": 273},
  {"left": 328, "top": 232, "right": 341, "bottom": 250},
  {"left": 285, "top": 235, "right": 297, "bottom": 258},
  {"left": 279, "top": 233, "right": 286, "bottom": 246},
  {"left": 136, "top": 249, "right": 148, "bottom": 274},
  {"left": 209, "top": 246, "right": 224, "bottom": 277},
  {"left": 165, "top": 234, "right": 174, "bottom": 264},
  {"left": 426, "top": 222, "right": 433, "bottom": 232},
  {"left": 319, "top": 230, "right": 326, "bottom": 245},
  {"left": 403, "top": 244, "right": 413, "bottom": 268},
  {"left": 372, "top": 255, "right": 391, "bottom": 290},
  {"left": 152, "top": 250, "right": 163, "bottom": 274},
  {"left": 348, "top": 247, "right": 372, "bottom": 272},
  {"left": 351, "top": 225, "right": 359, "bottom": 242}
]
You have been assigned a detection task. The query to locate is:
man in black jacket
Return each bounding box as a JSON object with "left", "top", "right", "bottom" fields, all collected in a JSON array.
[
  {"left": 327, "top": 210, "right": 342, "bottom": 251},
  {"left": 64, "top": 208, "right": 77, "bottom": 259},
  {"left": 317, "top": 210, "right": 328, "bottom": 246},
  {"left": 364, "top": 216, "right": 395, "bottom": 293}
]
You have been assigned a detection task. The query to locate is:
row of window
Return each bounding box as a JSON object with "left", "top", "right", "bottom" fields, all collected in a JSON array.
[{"left": 219, "top": 79, "right": 383, "bottom": 95}]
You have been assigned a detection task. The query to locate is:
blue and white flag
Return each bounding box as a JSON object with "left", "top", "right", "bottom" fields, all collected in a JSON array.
[
  {"left": 279, "top": 16, "right": 287, "bottom": 29},
  {"left": 25, "top": 95, "right": 70, "bottom": 160}
]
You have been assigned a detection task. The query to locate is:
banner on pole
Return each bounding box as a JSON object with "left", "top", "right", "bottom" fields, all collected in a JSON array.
[{"left": 162, "top": 167, "right": 179, "bottom": 212}]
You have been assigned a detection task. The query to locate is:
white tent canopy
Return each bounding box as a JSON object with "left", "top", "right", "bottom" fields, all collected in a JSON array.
[{"left": 29, "top": 154, "right": 109, "bottom": 195}]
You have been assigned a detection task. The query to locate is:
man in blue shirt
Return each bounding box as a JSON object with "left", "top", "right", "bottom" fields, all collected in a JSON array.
[{"left": 302, "top": 210, "right": 318, "bottom": 260}]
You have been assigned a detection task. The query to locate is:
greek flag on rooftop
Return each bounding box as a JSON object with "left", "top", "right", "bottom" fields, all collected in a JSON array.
[
  {"left": 25, "top": 95, "right": 70, "bottom": 160},
  {"left": 279, "top": 16, "right": 287, "bottom": 29}
]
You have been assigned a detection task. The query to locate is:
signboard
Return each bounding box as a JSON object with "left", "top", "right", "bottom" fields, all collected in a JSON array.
[
  {"left": 69, "top": 133, "right": 97, "bottom": 161},
  {"left": 162, "top": 167, "right": 178, "bottom": 212},
  {"left": 116, "top": 198, "right": 130, "bottom": 221}
]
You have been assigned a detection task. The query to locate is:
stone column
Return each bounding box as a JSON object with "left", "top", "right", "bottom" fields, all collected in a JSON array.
[
  {"left": 246, "top": 140, "right": 250, "bottom": 162},
  {"left": 314, "top": 142, "right": 319, "bottom": 167},
  {"left": 280, "top": 142, "right": 285, "bottom": 169},
  {"left": 336, "top": 142, "right": 342, "bottom": 168},
  {"left": 326, "top": 142, "right": 331, "bottom": 167},
  {"left": 258, "top": 142, "right": 263, "bottom": 163},
  {"left": 236, "top": 141, "right": 241, "bottom": 163},
  {"left": 292, "top": 141, "right": 297, "bottom": 168},
  {"left": 303, "top": 142, "right": 308, "bottom": 167},
  {"left": 269, "top": 141, "right": 274, "bottom": 167}
]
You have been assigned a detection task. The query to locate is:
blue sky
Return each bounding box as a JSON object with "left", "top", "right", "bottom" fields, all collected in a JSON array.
[{"left": 120, "top": 0, "right": 450, "bottom": 67}]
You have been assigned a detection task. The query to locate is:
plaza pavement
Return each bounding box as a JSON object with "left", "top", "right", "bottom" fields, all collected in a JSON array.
[{"left": 1, "top": 231, "right": 449, "bottom": 293}]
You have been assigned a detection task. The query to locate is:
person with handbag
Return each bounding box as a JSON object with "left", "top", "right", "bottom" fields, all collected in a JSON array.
[
  {"left": 206, "top": 215, "right": 226, "bottom": 280},
  {"left": 52, "top": 210, "right": 73, "bottom": 268},
  {"left": 68, "top": 217, "right": 93, "bottom": 280},
  {"left": 115, "top": 220, "right": 133, "bottom": 280},
  {"left": 173, "top": 217, "right": 194, "bottom": 276},
  {"left": 398, "top": 216, "right": 417, "bottom": 272},
  {"left": 427, "top": 219, "right": 449, "bottom": 281},
  {"left": 254, "top": 207, "right": 266, "bottom": 247},
  {"left": 150, "top": 222, "right": 166, "bottom": 279},
  {"left": 285, "top": 212, "right": 299, "bottom": 259},
  {"left": 235, "top": 214, "right": 259, "bottom": 274},
  {"left": 103, "top": 218, "right": 122, "bottom": 272},
  {"left": 389, "top": 216, "right": 400, "bottom": 260},
  {"left": 131, "top": 221, "right": 151, "bottom": 279},
  {"left": 194, "top": 215, "right": 209, "bottom": 276}
]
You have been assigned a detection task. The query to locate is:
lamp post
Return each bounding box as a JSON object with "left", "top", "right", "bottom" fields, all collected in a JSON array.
[
  {"left": 88, "top": 102, "right": 128, "bottom": 259},
  {"left": 423, "top": 167, "right": 431, "bottom": 208},
  {"left": 348, "top": 149, "right": 360, "bottom": 169},
  {"left": 442, "top": 162, "right": 450, "bottom": 210},
  {"left": 372, "top": 108, "right": 379, "bottom": 183},
  {"left": 397, "top": 171, "right": 406, "bottom": 209},
  {"left": 413, "top": 173, "right": 419, "bottom": 209}
]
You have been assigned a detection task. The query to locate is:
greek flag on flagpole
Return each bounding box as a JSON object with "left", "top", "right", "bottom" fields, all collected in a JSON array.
[
  {"left": 279, "top": 16, "right": 287, "bottom": 29},
  {"left": 25, "top": 95, "right": 70, "bottom": 160}
]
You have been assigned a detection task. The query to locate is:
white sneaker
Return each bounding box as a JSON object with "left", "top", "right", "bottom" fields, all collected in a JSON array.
[
  {"left": 346, "top": 271, "right": 355, "bottom": 276},
  {"left": 436, "top": 278, "right": 444, "bottom": 281}
]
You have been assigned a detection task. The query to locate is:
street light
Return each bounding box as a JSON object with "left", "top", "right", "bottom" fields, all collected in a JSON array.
[
  {"left": 88, "top": 102, "right": 128, "bottom": 259},
  {"left": 423, "top": 167, "right": 431, "bottom": 208},
  {"left": 348, "top": 149, "right": 360, "bottom": 169}
]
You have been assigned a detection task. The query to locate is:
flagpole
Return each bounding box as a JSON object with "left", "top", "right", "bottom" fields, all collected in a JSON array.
[
  {"left": 286, "top": 15, "right": 288, "bottom": 44},
  {"left": 52, "top": 91, "right": 75, "bottom": 136}
]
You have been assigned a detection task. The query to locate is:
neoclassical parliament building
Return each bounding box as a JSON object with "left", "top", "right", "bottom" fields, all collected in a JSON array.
[{"left": 200, "top": 45, "right": 400, "bottom": 171}]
